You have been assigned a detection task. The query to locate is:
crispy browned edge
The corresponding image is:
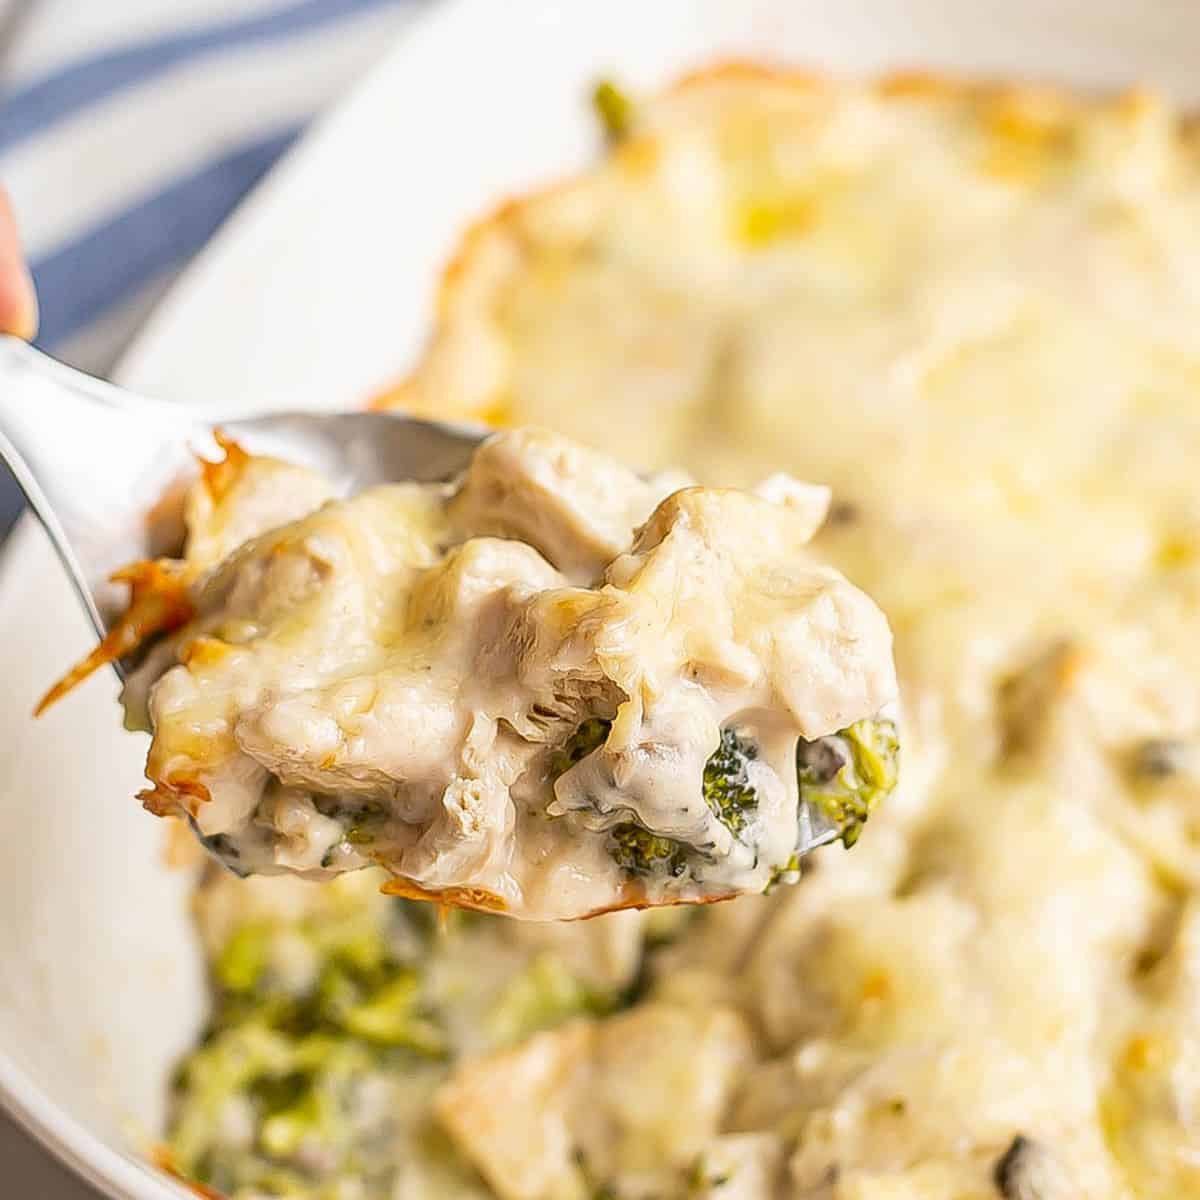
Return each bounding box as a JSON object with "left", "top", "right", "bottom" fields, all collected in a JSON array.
[
  {"left": 380, "top": 870, "right": 735, "bottom": 919},
  {"left": 150, "top": 1146, "right": 227, "bottom": 1199},
  {"left": 368, "top": 58, "right": 1165, "bottom": 415},
  {"left": 34, "top": 432, "right": 256, "bottom": 717},
  {"left": 34, "top": 559, "right": 195, "bottom": 716}
]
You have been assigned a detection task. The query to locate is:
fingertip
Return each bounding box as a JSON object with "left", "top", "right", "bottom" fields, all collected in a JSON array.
[
  {"left": 0, "top": 263, "right": 37, "bottom": 341},
  {"left": 0, "top": 189, "right": 37, "bottom": 339}
]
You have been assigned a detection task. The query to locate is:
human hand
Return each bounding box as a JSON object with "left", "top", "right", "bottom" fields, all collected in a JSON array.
[{"left": 0, "top": 189, "right": 37, "bottom": 339}]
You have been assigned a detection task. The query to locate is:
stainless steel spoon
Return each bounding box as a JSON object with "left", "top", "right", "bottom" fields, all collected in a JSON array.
[{"left": 0, "top": 334, "right": 485, "bottom": 679}]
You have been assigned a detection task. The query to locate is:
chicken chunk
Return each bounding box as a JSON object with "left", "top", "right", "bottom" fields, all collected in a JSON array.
[{"left": 434, "top": 1002, "right": 754, "bottom": 1200}]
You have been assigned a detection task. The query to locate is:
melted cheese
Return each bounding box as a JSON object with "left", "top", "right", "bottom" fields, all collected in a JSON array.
[
  {"left": 388, "top": 68, "right": 1200, "bottom": 1200},
  {"left": 130, "top": 427, "right": 895, "bottom": 920}
]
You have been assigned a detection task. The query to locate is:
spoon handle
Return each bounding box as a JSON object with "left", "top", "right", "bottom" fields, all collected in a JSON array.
[{"left": 0, "top": 336, "right": 196, "bottom": 640}]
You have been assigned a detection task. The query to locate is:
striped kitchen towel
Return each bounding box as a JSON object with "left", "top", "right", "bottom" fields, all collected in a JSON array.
[{"left": 0, "top": 0, "right": 427, "bottom": 377}]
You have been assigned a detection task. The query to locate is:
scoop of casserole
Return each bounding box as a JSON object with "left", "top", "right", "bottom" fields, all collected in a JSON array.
[{"left": 72, "top": 427, "right": 898, "bottom": 918}]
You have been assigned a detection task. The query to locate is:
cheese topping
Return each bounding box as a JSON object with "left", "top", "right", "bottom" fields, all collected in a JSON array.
[
  {"left": 127, "top": 427, "right": 896, "bottom": 920},
  {"left": 383, "top": 68, "right": 1200, "bottom": 1200}
]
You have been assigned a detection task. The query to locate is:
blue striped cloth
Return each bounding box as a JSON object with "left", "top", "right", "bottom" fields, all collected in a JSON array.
[
  {"left": 3, "top": 9, "right": 428, "bottom": 1183},
  {"left": 0, "top": 0, "right": 426, "bottom": 537}
]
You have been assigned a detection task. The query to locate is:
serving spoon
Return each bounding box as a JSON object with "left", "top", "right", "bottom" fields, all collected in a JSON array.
[{"left": 0, "top": 334, "right": 485, "bottom": 677}]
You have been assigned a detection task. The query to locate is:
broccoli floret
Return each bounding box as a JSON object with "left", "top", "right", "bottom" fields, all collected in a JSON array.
[
  {"left": 548, "top": 716, "right": 612, "bottom": 778},
  {"left": 336, "top": 973, "right": 447, "bottom": 1055},
  {"left": 547, "top": 717, "right": 688, "bottom": 874},
  {"left": 796, "top": 718, "right": 899, "bottom": 848},
  {"left": 592, "top": 79, "right": 634, "bottom": 141},
  {"left": 169, "top": 1020, "right": 381, "bottom": 1189},
  {"left": 702, "top": 727, "right": 758, "bottom": 835},
  {"left": 215, "top": 920, "right": 272, "bottom": 993},
  {"left": 610, "top": 823, "right": 687, "bottom": 876},
  {"left": 487, "top": 953, "right": 614, "bottom": 1048},
  {"left": 172, "top": 878, "right": 618, "bottom": 1197},
  {"left": 167, "top": 892, "right": 453, "bottom": 1191},
  {"left": 553, "top": 720, "right": 760, "bottom": 877}
]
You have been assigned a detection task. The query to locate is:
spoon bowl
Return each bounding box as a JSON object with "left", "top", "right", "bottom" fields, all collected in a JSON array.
[{"left": 0, "top": 335, "right": 486, "bottom": 676}]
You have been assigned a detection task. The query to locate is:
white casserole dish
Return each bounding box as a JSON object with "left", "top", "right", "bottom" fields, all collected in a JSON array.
[{"left": 4, "top": 0, "right": 1200, "bottom": 1195}]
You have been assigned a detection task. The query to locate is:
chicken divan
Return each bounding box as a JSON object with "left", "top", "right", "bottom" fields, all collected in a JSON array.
[{"left": 161, "top": 66, "right": 1200, "bottom": 1200}]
